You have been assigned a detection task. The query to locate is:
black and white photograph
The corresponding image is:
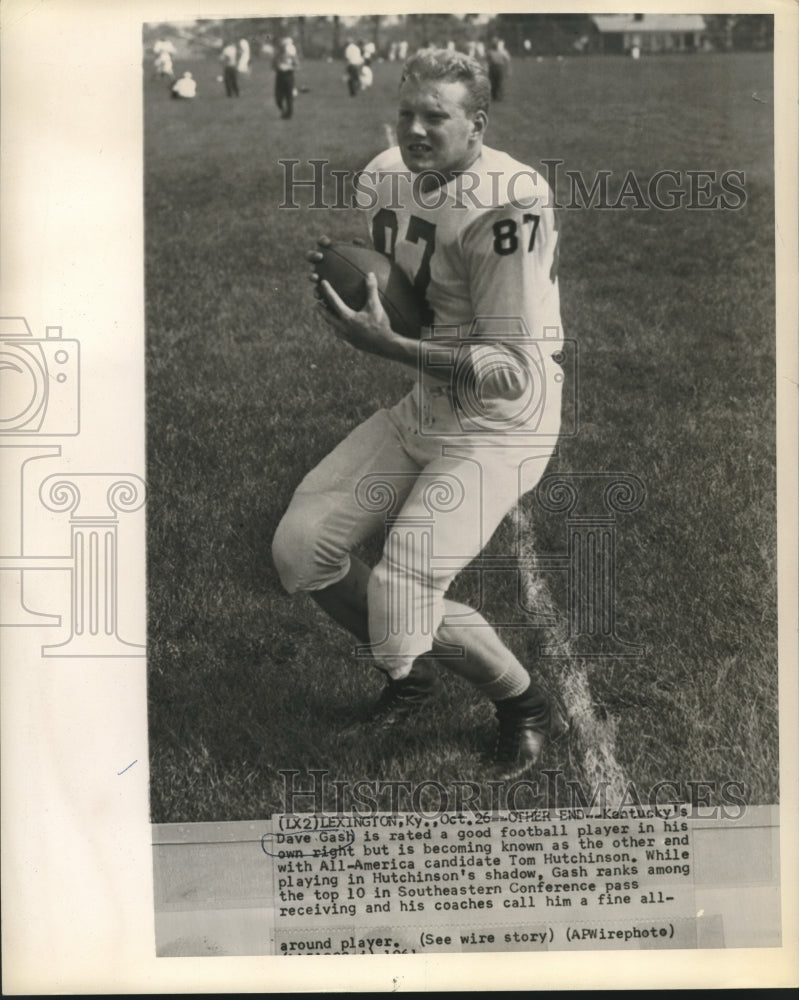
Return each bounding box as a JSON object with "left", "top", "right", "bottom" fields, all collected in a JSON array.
[{"left": 2, "top": 0, "right": 797, "bottom": 993}]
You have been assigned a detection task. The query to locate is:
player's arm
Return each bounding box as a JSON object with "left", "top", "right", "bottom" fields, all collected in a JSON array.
[
  {"left": 316, "top": 272, "right": 422, "bottom": 366},
  {"left": 306, "top": 237, "right": 421, "bottom": 367},
  {"left": 454, "top": 200, "right": 562, "bottom": 399}
]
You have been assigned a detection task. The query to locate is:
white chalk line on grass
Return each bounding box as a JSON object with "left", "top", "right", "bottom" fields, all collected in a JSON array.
[{"left": 518, "top": 516, "right": 629, "bottom": 804}]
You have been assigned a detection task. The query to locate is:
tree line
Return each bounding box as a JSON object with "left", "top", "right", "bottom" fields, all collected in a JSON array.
[{"left": 143, "top": 13, "right": 774, "bottom": 61}]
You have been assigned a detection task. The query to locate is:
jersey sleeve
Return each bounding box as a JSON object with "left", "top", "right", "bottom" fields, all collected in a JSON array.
[{"left": 459, "top": 190, "right": 563, "bottom": 399}]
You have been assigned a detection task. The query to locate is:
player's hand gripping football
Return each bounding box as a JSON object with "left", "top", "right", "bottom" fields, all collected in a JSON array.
[{"left": 307, "top": 236, "right": 406, "bottom": 359}]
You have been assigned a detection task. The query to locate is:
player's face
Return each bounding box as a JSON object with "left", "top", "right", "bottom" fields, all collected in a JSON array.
[{"left": 396, "top": 78, "right": 486, "bottom": 182}]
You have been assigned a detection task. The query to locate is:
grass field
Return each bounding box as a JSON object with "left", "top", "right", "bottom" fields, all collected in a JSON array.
[{"left": 145, "top": 51, "right": 777, "bottom": 821}]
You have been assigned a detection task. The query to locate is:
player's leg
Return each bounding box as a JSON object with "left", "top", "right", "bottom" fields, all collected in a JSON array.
[
  {"left": 310, "top": 554, "right": 444, "bottom": 725},
  {"left": 312, "top": 553, "right": 511, "bottom": 671},
  {"left": 431, "top": 597, "right": 562, "bottom": 778},
  {"left": 310, "top": 550, "right": 559, "bottom": 755},
  {"left": 365, "top": 447, "right": 564, "bottom": 775},
  {"left": 347, "top": 65, "right": 359, "bottom": 97},
  {"left": 285, "top": 74, "right": 294, "bottom": 118},
  {"left": 271, "top": 406, "right": 452, "bottom": 720},
  {"left": 272, "top": 406, "right": 421, "bottom": 646},
  {"left": 280, "top": 74, "right": 289, "bottom": 116},
  {"left": 311, "top": 551, "right": 542, "bottom": 729}
]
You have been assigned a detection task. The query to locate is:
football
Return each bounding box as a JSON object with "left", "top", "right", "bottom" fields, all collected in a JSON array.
[{"left": 314, "top": 243, "right": 424, "bottom": 340}]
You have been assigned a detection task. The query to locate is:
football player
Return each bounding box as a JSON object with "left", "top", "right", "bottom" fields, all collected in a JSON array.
[
  {"left": 274, "top": 37, "right": 299, "bottom": 119},
  {"left": 272, "top": 48, "right": 567, "bottom": 778}
]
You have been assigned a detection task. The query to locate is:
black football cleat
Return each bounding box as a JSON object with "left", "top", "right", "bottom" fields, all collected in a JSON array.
[
  {"left": 342, "top": 659, "right": 441, "bottom": 735},
  {"left": 489, "top": 685, "right": 569, "bottom": 780}
]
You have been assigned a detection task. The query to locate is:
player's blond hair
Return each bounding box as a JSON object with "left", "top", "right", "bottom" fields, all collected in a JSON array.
[{"left": 400, "top": 47, "right": 490, "bottom": 117}]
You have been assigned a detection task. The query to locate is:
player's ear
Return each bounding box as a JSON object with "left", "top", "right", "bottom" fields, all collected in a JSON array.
[{"left": 471, "top": 109, "right": 488, "bottom": 140}]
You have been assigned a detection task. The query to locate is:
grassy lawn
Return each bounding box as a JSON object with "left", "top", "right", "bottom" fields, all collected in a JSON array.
[{"left": 145, "top": 51, "right": 777, "bottom": 821}]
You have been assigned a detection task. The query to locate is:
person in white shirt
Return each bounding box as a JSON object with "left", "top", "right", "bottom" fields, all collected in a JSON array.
[
  {"left": 154, "top": 49, "right": 174, "bottom": 80},
  {"left": 360, "top": 40, "right": 376, "bottom": 90},
  {"left": 274, "top": 38, "right": 300, "bottom": 119},
  {"left": 220, "top": 42, "right": 239, "bottom": 97},
  {"left": 238, "top": 38, "right": 251, "bottom": 74},
  {"left": 344, "top": 39, "right": 364, "bottom": 97},
  {"left": 274, "top": 48, "right": 568, "bottom": 779},
  {"left": 155, "top": 39, "right": 176, "bottom": 54},
  {"left": 171, "top": 71, "right": 197, "bottom": 99}
]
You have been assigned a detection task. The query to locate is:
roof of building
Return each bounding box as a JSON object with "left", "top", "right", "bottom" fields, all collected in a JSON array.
[{"left": 591, "top": 14, "right": 706, "bottom": 34}]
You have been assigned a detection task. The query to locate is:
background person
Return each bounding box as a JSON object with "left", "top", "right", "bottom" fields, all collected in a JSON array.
[
  {"left": 238, "top": 37, "right": 251, "bottom": 74},
  {"left": 154, "top": 48, "right": 174, "bottom": 81},
  {"left": 220, "top": 41, "right": 240, "bottom": 97},
  {"left": 344, "top": 38, "right": 364, "bottom": 96},
  {"left": 171, "top": 71, "right": 197, "bottom": 99},
  {"left": 487, "top": 36, "right": 511, "bottom": 100},
  {"left": 274, "top": 37, "right": 300, "bottom": 119}
]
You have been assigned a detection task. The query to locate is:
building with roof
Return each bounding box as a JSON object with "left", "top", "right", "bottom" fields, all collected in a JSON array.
[{"left": 590, "top": 13, "right": 707, "bottom": 55}]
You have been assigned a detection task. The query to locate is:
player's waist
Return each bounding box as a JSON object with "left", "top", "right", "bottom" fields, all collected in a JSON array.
[
  {"left": 418, "top": 341, "right": 565, "bottom": 389},
  {"left": 413, "top": 370, "right": 563, "bottom": 435}
]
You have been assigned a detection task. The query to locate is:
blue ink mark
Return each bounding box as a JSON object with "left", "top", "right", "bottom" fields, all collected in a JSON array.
[
  {"left": 117, "top": 760, "right": 137, "bottom": 775},
  {"left": 261, "top": 829, "right": 356, "bottom": 858}
]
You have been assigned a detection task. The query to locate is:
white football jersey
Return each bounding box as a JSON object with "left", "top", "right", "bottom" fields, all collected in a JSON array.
[
  {"left": 360, "top": 145, "right": 562, "bottom": 336},
  {"left": 358, "top": 144, "right": 564, "bottom": 430}
]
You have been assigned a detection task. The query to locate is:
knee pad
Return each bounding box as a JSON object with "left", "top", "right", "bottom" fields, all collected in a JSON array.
[{"left": 271, "top": 498, "right": 349, "bottom": 594}]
